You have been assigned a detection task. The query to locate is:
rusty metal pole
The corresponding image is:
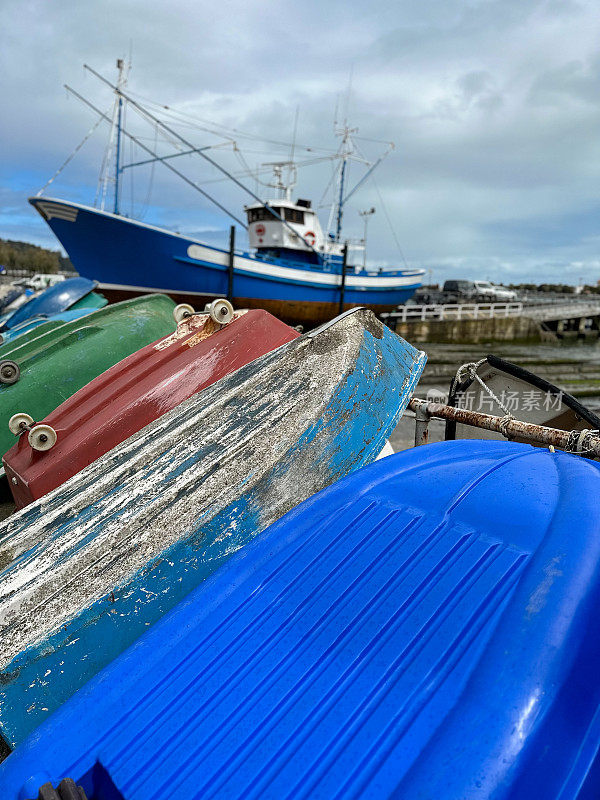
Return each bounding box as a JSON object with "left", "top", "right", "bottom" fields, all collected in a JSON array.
[
  {"left": 408, "top": 398, "right": 600, "bottom": 457},
  {"left": 338, "top": 244, "right": 348, "bottom": 316},
  {"left": 414, "top": 402, "right": 430, "bottom": 446},
  {"left": 227, "top": 225, "right": 235, "bottom": 302}
]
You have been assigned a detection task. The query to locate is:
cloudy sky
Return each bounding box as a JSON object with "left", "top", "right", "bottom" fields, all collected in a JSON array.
[{"left": 1, "top": 0, "right": 599, "bottom": 284}]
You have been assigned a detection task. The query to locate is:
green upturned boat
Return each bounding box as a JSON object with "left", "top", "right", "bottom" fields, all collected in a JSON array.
[
  {"left": 0, "top": 294, "right": 176, "bottom": 460},
  {"left": 0, "top": 322, "right": 65, "bottom": 358}
]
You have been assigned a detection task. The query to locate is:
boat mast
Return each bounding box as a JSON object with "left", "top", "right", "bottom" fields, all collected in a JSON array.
[
  {"left": 113, "top": 59, "right": 126, "bottom": 215},
  {"left": 335, "top": 150, "right": 347, "bottom": 242},
  {"left": 97, "top": 58, "right": 128, "bottom": 215},
  {"left": 329, "top": 122, "right": 356, "bottom": 243},
  {"left": 84, "top": 64, "right": 321, "bottom": 255}
]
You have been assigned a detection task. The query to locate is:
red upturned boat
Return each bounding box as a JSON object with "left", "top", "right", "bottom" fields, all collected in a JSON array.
[{"left": 3, "top": 303, "right": 299, "bottom": 508}]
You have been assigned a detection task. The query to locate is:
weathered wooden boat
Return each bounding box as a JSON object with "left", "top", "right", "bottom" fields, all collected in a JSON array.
[
  {"left": 2, "top": 438, "right": 599, "bottom": 799},
  {"left": 0, "top": 294, "right": 176, "bottom": 460},
  {"left": 4, "top": 304, "right": 300, "bottom": 508},
  {"left": 0, "top": 307, "right": 103, "bottom": 349},
  {"left": 445, "top": 353, "right": 600, "bottom": 443},
  {"left": 0, "top": 277, "right": 106, "bottom": 331},
  {"left": 0, "top": 308, "right": 425, "bottom": 749}
]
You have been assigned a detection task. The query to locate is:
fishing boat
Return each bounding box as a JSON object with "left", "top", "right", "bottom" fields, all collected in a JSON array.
[
  {"left": 0, "top": 308, "right": 425, "bottom": 748},
  {"left": 2, "top": 439, "right": 599, "bottom": 799},
  {"left": 4, "top": 302, "right": 300, "bottom": 508},
  {"left": 0, "top": 294, "right": 176, "bottom": 461},
  {"left": 28, "top": 62, "right": 424, "bottom": 326},
  {"left": 0, "top": 277, "right": 105, "bottom": 331}
]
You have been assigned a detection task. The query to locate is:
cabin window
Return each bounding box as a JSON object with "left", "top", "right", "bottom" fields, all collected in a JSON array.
[
  {"left": 284, "top": 208, "right": 305, "bottom": 224},
  {"left": 247, "top": 207, "right": 286, "bottom": 223}
]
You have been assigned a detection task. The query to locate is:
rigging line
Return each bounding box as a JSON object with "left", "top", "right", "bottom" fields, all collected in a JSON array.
[
  {"left": 288, "top": 106, "right": 299, "bottom": 190},
  {"left": 139, "top": 123, "right": 158, "bottom": 220},
  {"left": 84, "top": 65, "right": 320, "bottom": 255},
  {"left": 189, "top": 151, "right": 343, "bottom": 190},
  {"left": 37, "top": 111, "right": 109, "bottom": 197},
  {"left": 95, "top": 101, "right": 118, "bottom": 208},
  {"left": 126, "top": 105, "right": 135, "bottom": 218},
  {"left": 148, "top": 111, "right": 335, "bottom": 156},
  {"left": 370, "top": 174, "right": 410, "bottom": 270},
  {"left": 65, "top": 84, "right": 248, "bottom": 228},
  {"left": 318, "top": 160, "right": 340, "bottom": 208},
  {"left": 233, "top": 146, "right": 259, "bottom": 184},
  {"left": 353, "top": 135, "right": 395, "bottom": 147},
  {"left": 124, "top": 91, "right": 339, "bottom": 154}
]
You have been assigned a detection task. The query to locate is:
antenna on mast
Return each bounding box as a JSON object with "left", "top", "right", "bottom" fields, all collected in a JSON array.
[
  {"left": 358, "top": 207, "right": 375, "bottom": 268},
  {"left": 288, "top": 107, "right": 299, "bottom": 198},
  {"left": 264, "top": 161, "right": 297, "bottom": 200}
]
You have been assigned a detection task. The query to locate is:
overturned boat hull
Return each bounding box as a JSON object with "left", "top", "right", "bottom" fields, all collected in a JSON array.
[
  {"left": 0, "top": 277, "right": 105, "bottom": 332},
  {"left": 0, "top": 309, "right": 425, "bottom": 748},
  {"left": 0, "top": 307, "right": 104, "bottom": 349},
  {"left": 4, "top": 308, "right": 300, "bottom": 507},
  {"left": 2, "top": 439, "right": 600, "bottom": 798},
  {"left": 0, "top": 294, "right": 176, "bottom": 459}
]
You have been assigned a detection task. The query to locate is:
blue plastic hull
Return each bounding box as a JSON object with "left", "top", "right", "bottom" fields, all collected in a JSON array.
[
  {"left": 29, "top": 197, "right": 424, "bottom": 324},
  {"left": 3, "top": 440, "right": 600, "bottom": 799},
  {"left": 0, "top": 307, "right": 103, "bottom": 346},
  {"left": 0, "top": 277, "right": 99, "bottom": 331},
  {"left": 0, "top": 309, "right": 425, "bottom": 748}
]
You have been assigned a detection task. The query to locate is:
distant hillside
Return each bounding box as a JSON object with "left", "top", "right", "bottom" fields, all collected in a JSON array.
[{"left": 0, "top": 238, "right": 74, "bottom": 274}]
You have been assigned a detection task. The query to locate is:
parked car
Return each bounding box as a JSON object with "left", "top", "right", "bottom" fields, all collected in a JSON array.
[
  {"left": 490, "top": 284, "right": 518, "bottom": 301},
  {"left": 14, "top": 273, "right": 66, "bottom": 292},
  {"left": 442, "top": 280, "right": 478, "bottom": 302},
  {"left": 472, "top": 281, "right": 518, "bottom": 302}
]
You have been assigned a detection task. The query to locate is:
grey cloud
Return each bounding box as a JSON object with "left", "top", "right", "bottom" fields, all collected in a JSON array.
[{"left": 2, "top": 0, "right": 600, "bottom": 283}]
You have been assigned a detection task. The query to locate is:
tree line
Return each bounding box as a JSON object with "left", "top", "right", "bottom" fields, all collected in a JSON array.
[{"left": 0, "top": 238, "right": 74, "bottom": 274}]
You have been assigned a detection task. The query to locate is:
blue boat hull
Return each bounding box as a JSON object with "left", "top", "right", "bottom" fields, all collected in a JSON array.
[
  {"left": 0, "top": 307, "right": 104, "bottom": 346},
  {"left": 0, "top": 309, "right": 425, "bottom": 748},
  {"left": 3, "top": 440, "right": 600, "bottom": 799},
  {"left": 29, "top": 197, "right": 424, "bottom": 325},
  {"left": 0, "top": 277, "right": 99, "bottom": 331}
]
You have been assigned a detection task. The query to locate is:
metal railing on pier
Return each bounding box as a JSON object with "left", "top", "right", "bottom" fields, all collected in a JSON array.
[{"left": 382, "top": 302, "right": 524, "bottom": 323}]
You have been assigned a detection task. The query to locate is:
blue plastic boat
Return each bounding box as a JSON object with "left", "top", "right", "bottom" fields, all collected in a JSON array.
[
  {"left": 2, "top": 439, "right": 599, "bottom": 799},
  {"left": 0, "top": 307, "right": 102, "bottom": 346},
  {"left": 0, "top": 308, "right": 425, "bottom": 749},
  {"left": 0, "top": 277, "right": 105, "bottom": 331}
]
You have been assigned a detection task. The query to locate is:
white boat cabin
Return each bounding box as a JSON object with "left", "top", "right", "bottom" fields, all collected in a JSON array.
[{"left": 245, "top": 199, "right": 344, "bottom": 262}]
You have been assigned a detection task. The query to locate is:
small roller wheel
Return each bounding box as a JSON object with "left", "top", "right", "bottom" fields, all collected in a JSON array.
[
  {"left": 8, "top": 412, "right": 33, "bottom": 436},
  {"left": 0, "top": 360, "right": 20, "bottom": 385},
  {"left": 173, "top": 303, "right": 195, "bottom": 323},
  {"left": 28, "top": 424, "right": 57, "bottom": 452},
  {"left": 208, "top": 298, "right": 234, "bottom": 325}
]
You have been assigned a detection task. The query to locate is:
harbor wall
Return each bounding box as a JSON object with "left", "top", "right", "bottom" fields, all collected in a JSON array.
[{"left": 388, "top": 315, "right": 542, "bottom": 344}]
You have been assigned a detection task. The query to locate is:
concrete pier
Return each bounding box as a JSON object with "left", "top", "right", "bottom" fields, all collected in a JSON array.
[{"left": 383, "top": 299, "right": 600, "bottom": 343}]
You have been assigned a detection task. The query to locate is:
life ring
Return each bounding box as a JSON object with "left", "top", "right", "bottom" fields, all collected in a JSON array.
[
  {"left": 255, "top": 224, "right": 266, "bottom": 237},
  {"left": 304, "top": 231, "right": 316, "bottom": 247}
]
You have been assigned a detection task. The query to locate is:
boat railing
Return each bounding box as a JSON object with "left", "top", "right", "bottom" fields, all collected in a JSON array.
[
  {"left": 382, "top": 302, "right": 524, "bottom": 323},
  {"left": 408, "top": 398, "right": 600, "bottom": 458}
]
